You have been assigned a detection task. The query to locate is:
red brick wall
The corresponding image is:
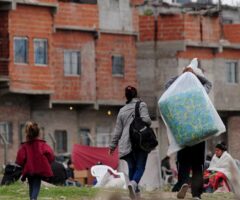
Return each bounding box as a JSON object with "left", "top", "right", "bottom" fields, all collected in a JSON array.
[
  {"left": 51, "top": 31, "right": 96, "bottom": 101},
  {"left": 224, "top": 24, "right": 240, "bottom": 43},
  {"left": 0, "top": 11, "right": 9, "bottom": 76},
  {"left": 158, "top": 15, "right": 185, "bottom": 41},
  {"left": 54, "top": 2, "right": 99, "bottom": 29},
  {"left": 184, "top": 14, "right": 201, "bottom": 41},
  {"left": 131, "top": 0, "right": 144, "bottom": 6},
  {"left": 202, "top": 16, "right": 220, "bottom": 42},
  {"left": 216, "top": 49, "right": 240, "bottom": 59},
  {"left": 8, "top": 5, "right": 54, "bottom": 92},
  {"left": 139, "top": 14, "right": 220, "bottom": 42},
  {"left": 96, "top": 33, "right": 137, "bottom": 101},
  {"left": 139, "top": 16, "right": 155, "bottom": 41},
  {"left": 177, "top": 47, "right": 214, "bottom": 59}
]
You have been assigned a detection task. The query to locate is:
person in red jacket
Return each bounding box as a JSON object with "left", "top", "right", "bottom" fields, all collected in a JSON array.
[{"left": 16, "top": 121, "right": 54, "bottom": 200}]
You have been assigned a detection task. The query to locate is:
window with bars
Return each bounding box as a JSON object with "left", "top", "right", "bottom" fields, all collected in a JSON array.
[
  {"left": 34, "top": 39, "right": 48, "bottom": 65},
  {"left": 64, "top": 51, "right": 81, "bottom": 75},
  {"left": 54, "top": 130, "right": 68, "bottom": 153},
  {"left": 0, "top": 122, "right": 13, "bottom": 144},
  {"left": 226, "top": 62, "right": 238, "bottom": 83},
  {"left": 14, "top": 37, "right": 28, "bottom": 64},
  {"left": 112, "top": 55, "right": 124, "bottom": 76}
]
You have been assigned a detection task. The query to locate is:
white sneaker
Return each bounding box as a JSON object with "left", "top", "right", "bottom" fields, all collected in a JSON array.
[
  {"left": 128, "top": 180, "right": 137, "bottom": 200},
  {"left": 177, "top": 183, "right": 189, "bottom": 199},
  {"left": 192, "top": 197, "right": 201, "bottom": 200}
]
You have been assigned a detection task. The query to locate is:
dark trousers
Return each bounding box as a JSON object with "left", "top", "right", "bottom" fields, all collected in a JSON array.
[
  {"left": 28, "top": 176, "right": 41, "bottom": 200},
  {"left": 121, "top": 148, "right": 148, "bottom": 184},
  {"left": 172, "top": 142, "right": 205, "bottom": 197}
]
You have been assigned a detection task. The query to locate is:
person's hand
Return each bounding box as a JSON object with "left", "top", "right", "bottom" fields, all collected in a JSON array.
[
  {"left": 182, "top": 67, "right": 195, "bottom": 74},
  {"left": 108, "top": 148, "right": 114, "bottom": 156}
]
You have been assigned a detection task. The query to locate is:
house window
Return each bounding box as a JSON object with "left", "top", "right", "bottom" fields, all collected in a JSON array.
[
  {"left": 112, "top": 55, "right": 124, "bottom": 76},
  {"left": 54, "top": 130, "right": 68, "bottom": 153},
  {"left": 64, "top": 51, "right": 81, "bottom": 75},
  {"left": 96, "top": 127, "right": 111, "bottom": 147},
  {"left": 14, "top": 37, "right": 28, "bottom": 64},
  {"left": 0, "top": 122, "right": 13, "bottom": 144},
  {"left": 34, "top": 39, "right": 48, "bottom": 65},
  {"left": 78, "top": 128, "right": 91, "bottom": 146},
  {"left": 226, "top": 62, "right": 238, "bottom": 83}
]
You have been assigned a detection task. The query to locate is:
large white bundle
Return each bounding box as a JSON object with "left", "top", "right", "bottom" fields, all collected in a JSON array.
[{"left": 158, "top": 72, "right": 226, "bottom": 155}]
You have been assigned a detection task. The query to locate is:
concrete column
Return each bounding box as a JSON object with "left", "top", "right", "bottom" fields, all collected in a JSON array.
[{"left": 228, "top": 116, "right": 240, "bottom": 160}]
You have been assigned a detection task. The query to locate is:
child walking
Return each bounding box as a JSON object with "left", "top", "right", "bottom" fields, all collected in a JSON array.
[{"left": 16, "top": 121, "right": 54, "bottom": 200}]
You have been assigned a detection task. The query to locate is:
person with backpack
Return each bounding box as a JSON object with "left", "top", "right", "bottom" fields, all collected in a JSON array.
[
  {"left": 16, "top": 121, "right": 54, "bottom": 200},
  {"left": 109, "top": 86, "right": 152, "bottom": 199}
]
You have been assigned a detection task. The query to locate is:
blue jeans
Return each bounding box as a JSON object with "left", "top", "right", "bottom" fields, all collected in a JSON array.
[
  {"left": 121, "top": 148, "right": 148, "bottom": 184},
  {"left": 28, "top": 176, "right": 41, "bottom": 200}
]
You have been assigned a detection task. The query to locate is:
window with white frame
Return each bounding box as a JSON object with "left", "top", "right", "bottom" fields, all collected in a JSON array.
[
  {"left": 226, "top": 62, "right": 238, "bottom": 83},
  {"left": 54, "top": 130, "right": 68, "bottom": 153},
  {"left": 64, "top": 51, "right": 81, "bottom": 75},
  {"left": 0, "top": 122, "right": 13, "bottom": 144},
  {"left": 112, "top": 55, "right": 124, "bottom": 76},
  {"left": 34, "top": 39, "right": 48, "bottom": 65},
  {"left": 14, "top": 37, "right": 28, "bottom": 64}
]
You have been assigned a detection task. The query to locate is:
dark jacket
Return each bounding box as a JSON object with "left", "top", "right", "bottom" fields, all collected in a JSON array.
[{"left": 16, "top": 139, "right": 54, "bottom": 180}]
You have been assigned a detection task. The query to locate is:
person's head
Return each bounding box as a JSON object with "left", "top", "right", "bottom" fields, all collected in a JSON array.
[
  {"left": 215, "top": 142, "right": 227, "bottom": 158},
  {"left": 67, "top": 159, "right": 74, "bottom": 169},
  {"left": 125, "top": 85, "right": 137, "bottom": 104},
  {"left": 25, "top": 121, "right": 40, "bottom": 141}
]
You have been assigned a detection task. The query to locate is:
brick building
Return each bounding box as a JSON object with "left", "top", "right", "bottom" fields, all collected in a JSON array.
[
  {"left": 137, "top": 3, "right": 240, "bottom": 160},
  {"left": 0, "top": 0, "right": 139, "bottom": 164}
]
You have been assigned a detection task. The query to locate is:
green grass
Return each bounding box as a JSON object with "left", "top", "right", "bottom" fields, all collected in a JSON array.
[{"left": 0, "top": 181, "right": 98, "bottom": 200}]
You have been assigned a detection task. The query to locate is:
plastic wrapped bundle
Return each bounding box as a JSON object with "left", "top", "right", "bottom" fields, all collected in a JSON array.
[{"left": 159, "top": 72, "right": 225, "bottom": 153}]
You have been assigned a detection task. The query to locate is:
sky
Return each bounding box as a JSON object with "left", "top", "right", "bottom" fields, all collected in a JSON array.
[{"left": 208, "top": 0, "right": 240, "bottom": 6}]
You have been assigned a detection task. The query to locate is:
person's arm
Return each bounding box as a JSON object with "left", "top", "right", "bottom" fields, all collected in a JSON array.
[
  {"left": 165, "top": 76, "right": 178, "bottom": 90},
  {"left": 139, "top": 101, "right": 151, "bottom": 126},
  {"left": 196, "top": 75, "right": 212, "bottom": 94},
  {"left": 109, "top": 112, "right": 123, "bottom": 154}
]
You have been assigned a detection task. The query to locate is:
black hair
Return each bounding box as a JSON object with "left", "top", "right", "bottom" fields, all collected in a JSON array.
[
  {"left": 125, "top": 85, "right": 137, "bottom": 104},
  {"left": 215, "top": 142, "right": 227, "bottom": 151}
]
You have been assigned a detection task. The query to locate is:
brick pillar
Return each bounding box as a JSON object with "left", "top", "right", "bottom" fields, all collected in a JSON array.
[{"left": 228, "top": 116, "right": 240, "bottom": 160}]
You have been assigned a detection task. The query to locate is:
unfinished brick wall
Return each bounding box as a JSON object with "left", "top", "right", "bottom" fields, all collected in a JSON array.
[
  {"left": 54, "top": 2, "right": 99, "bottom": 29},
  {"left": 8, "top": 5, "right": 54, "bottom": 92},
  {"left": 158, "top": 14, "right": 185, "bottom": 41},
  {"left": 223, "top": 24, "right": 240, "bottom": 43},
  {"left": 139, "top": 16, "right": 155, "bottom": 41},
  {"left": 51, "top": 31, "right": 96, "bottom": 102},
  {"left": 228, "top": 116, "right": 240, "bottom": 160},
  {"left": 0, "top": 11, "right": 9, "bottom": 76},
  {"left": 177, "top": 47, "right": 214, "bottom": 59},
  {"left": 96, "top": 33, "right": 137, "bottom": 101},
  {"left": 131, "top": 0, "right": 145, "bottom": 6},
  {"left": 139, "top": 14, "right": 221, "bottom": 42}
]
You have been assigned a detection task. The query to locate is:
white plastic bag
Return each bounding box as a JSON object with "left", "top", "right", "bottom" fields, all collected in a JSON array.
[{"left": 158, "top": 72, "right": 226, "bottom": 155}]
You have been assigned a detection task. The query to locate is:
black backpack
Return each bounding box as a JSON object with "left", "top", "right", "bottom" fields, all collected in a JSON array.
[{"left": 129, "top": 101, "right": 158, "bottom": 152}]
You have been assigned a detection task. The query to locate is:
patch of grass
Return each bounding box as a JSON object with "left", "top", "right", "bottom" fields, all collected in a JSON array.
[{"left": 0, "top": 182, "right": 98, "bottom": 200}]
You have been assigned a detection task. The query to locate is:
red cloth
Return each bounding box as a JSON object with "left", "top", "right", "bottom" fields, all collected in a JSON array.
[
  {"left": 16, "top": 139, "right": 54, "bottom": 179},
  {"left": 72, "top": 144, "right": 119, "bottom": 170}
]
